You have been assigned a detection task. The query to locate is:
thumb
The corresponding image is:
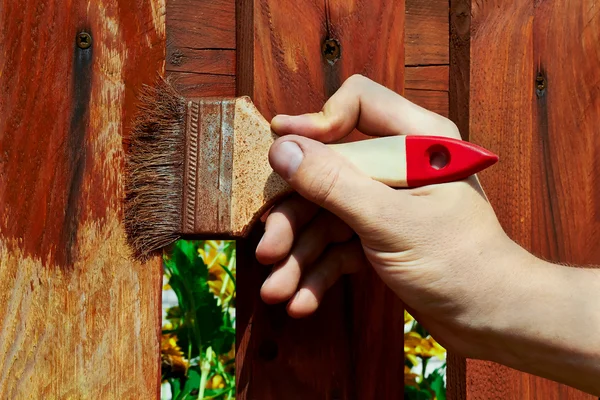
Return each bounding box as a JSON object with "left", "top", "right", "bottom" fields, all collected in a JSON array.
[{"left": 269, "top": 135, "right": 399, "bottom": 236}]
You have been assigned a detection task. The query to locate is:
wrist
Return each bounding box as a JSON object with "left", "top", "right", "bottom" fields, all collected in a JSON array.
[
  {"left": 474, "top": 248, "right": 600, "bottom": 394},
  {"left": 452, "top": 237, "right": 537, "bottom": 359}
]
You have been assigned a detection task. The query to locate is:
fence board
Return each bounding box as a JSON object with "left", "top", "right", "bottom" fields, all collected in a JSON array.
[
  {"left": 0, "top": 1, "right": 165, "bottom": 397},
  {"left": 235, "top": 0, "right": 406, "bottom": 398},
  {"left": 460, "top": 0, "right": 600, "bottom": 398}
]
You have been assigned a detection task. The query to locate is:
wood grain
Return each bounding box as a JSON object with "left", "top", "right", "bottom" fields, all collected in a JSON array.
[
  {"left": 166, "top": 0, "right": 236, "bottom": 96},
  {"left": 449, "top": 0, "right": 470, "bottom": 139},
  {"left": 465, "top": 0, "right": 600, "bottom": 398},
  {"left": 405, "top": 89, "right": 449, "bottom": 117},
  {"left": 0, "top": 0, "right": 164, "bottom": 397},
  {"left": 236, "top": 0, "right": 406, "bottom": 398},
  {"left": 447, "top": 0, "right": 470, "bottom": 394},
  {"left": 405, "top": 0, "right": 449, "bottom": 66},
  {"left": 405, "top": 0, "right": 450, "bottom": 118},
  {"left": 405, "top": 66, "right": 449, "bottom": 91}
]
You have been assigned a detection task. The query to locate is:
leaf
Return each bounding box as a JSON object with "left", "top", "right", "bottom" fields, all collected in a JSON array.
[
  {"left": 174, "top": 367, "right": 201, "bottom": 400},
  {"left": 218, "top": 263, "right": 236, "bottom": 290},
  {"left": 164, "top": 240, "right": 224, "bottom": 357},
  {"left": 426, "top": 369, "right": 446, "bottom": 400},
  {"left": 404, "top": 385, "right": 433, "bottom": 400},
  {"left": 168, "top": 378, "right": 182, "bottom": 399},
  {"left": 204, "top": 386, "right": 235, "bottom": 399}
]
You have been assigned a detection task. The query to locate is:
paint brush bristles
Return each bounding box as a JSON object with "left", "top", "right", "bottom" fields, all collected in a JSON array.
[{"left": 124, "top": 78, "right": 185, "bottom": 260}]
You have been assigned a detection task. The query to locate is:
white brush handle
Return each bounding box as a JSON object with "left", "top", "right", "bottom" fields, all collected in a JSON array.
[{"left": 327, "top": 136, "right": 408, "bottom": 187}]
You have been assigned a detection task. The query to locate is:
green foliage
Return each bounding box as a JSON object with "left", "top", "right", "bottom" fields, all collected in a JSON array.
[
  {"left": 162, "top": 240, "right": 236, "bottom": 400},
  {"left": 427, "top": 369, "right": 446, "bottom": 400}
]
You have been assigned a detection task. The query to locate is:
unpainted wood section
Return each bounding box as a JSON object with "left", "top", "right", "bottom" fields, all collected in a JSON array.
[
  {"left": 236, "top": 0, "right": 405, "bottom": 398},
  {"left": 0, "top": 0, "right": 164, "bottom": 397},
  {"left": 467, "top": 0, "right": 599, "bottom": 398},
  {"left": 405, "top": 0, "right": 449, "bottom": 66},
  {"left": 166, "top": 0, "right": 236, "bottom": 96}
]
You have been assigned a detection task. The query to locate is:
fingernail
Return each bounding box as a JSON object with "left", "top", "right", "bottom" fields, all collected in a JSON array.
[
  {"left": 272, "top": 141, "right": 303, "bottom": 179},
  {"left": 271, "top": 114, "right": 291, "bottom": 130},
  {"left": 293, "top": 290, "right": 303, "bottom": 301}
]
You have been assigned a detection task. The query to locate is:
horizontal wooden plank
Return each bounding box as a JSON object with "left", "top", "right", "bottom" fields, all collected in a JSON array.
[
  {"left": 166, "top": 48, "right": 236, "bottom": 75},
  {"left": 405, "top": 65, "right": 449, "bottom": 91},
  {"left": 405, "top": 0, "right": 449, "bottom": 65},
  {"left": 167, "top": 0, "right": 235, "bottom": 49},
  {"left": 168, "top": 72, "right": 236, "bottom": 97},
  {"left": 405, "top": 89, "right": 448, "bottom": 117}
]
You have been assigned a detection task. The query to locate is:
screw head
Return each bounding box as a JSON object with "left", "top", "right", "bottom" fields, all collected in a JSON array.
[
  {"left": 77, "top": 32, "right": 92, "bottom": 49},
  {"left": 322, "top": 38, "right": 341, "bottom": 63}
]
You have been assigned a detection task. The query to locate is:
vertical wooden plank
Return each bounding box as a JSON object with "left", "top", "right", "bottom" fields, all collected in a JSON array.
[
  {"left": 449, "top": 0, "right": 470, "bottom": 140},
  {"left": 0, "top": 0, "right": 164, "bottom": 397},
  {"left": 236, "top": 0, "right": 406, "bottom": 398},
  {"left": 465, "top": 0, "right": 600, "bottom": 398},
  {"left": 446, "top": 0, "right": 470, "bottom": 396}
]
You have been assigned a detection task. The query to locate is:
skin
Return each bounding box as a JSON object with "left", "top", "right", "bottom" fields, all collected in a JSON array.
[{"left": 256, "top": 75, "right": 600, "bottom": 395}]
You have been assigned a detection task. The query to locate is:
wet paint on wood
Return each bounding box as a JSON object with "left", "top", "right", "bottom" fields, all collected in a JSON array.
[{"left": 0, "top": 0, "right": 165, "bottom": 397}]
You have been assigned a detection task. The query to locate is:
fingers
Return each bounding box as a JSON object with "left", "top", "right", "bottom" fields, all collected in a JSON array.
[
  {"left": 255, "top": 194, "right": 319, "bottom": 265},
  {"left": 287, "top": 239, "right": 367, "bottom": 318},
  {"left": 260, "top": 211, "right": 353, "bottom": 304},
  {"left": 269, "top": 134, "right": 403, "bottom": 239},
  {"left": 271, "top": 74, "right": 460, "bottom": 142}
]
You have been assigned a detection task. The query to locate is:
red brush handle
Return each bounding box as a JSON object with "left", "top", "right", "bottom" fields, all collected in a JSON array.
[
  {"left": 405, "top": 136, "right": 498, "bottom": 187},
  {"left": 327, "top": 135, "right": 498, "bottom": 188}
]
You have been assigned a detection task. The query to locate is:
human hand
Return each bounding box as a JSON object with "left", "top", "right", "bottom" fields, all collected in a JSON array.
[{"left": 256, "top": 74, "right": 530, "bottom": 358}]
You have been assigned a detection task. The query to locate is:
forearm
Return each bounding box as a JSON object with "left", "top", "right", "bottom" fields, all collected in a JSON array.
[{"left": 482, "top": 246, "right": 600, "bottom": 395}]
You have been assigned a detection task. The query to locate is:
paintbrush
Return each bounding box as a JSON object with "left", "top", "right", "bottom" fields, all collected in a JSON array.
[{"left": 124, "top": 78, "right": 498, "bottom": 260}]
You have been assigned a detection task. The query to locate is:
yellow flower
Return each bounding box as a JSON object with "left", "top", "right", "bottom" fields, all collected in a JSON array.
[
  {"left": 199, "top": 241, "right": 236, "bottom": 301},
  {"left": 205, "top": 374, "right": 226, "bottom": 390},
  {"left": 404, "top": 332, "right": 446, "bottom": 360},
  {"left": 161, "top": 333, "right": 188, "bottom": 379},
  {"left": 404, "top": 310, "right": 414, "bottom": 324},
  {"left": 198, "top": 241, "right": 228, "bottom": 268}
]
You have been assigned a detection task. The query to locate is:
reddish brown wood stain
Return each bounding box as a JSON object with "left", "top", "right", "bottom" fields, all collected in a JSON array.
[
  {"left": 0, "top": 0, "right": 163, "bottom": 397},
  {"left": 464, "top": 0, "right": 600, "bottom": 398},
  {"left": 166, "top": 0, "right": 236, "bottom": 97},
  {"left": 0, "top": 0, "right": 165, "bottom": 269},
  {"left": 236, "top": 0, "right": 406, "bottom": 398}
]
